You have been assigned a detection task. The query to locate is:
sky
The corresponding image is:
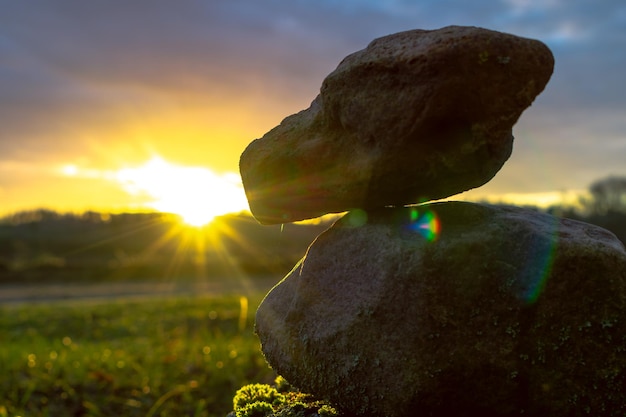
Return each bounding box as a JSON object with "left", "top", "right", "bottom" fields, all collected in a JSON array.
[{"left": 1, "top": 0, "right": 625, "bottom": 221}]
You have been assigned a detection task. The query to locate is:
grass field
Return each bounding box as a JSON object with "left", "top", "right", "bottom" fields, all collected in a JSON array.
[{"left": 0, "top": 292, "right": 276, "bottom": 417}]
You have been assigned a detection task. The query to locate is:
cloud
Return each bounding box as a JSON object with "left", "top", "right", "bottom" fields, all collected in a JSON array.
[{"left": 0, "top": 0, "right": 624, "bottom": 213}]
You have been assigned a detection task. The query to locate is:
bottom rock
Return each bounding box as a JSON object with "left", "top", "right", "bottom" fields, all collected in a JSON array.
[{"left": 256, "top": 202, "right": 626, "bottom": 417}]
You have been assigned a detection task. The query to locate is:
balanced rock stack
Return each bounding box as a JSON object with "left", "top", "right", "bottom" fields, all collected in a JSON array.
[{"left": 239, "top": 26, "right": 626, "bottom": 416}]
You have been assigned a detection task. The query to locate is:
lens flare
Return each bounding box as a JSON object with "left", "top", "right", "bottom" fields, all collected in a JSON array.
[
  {"left": 518, "top": 222, "right": 559, "bottom": 305},
  {"left": 342, "top": 205, "right": 557, "bottom": 305},
  {"left": 344, "top": 209, "right": 368, "bottom": 228},
  {"left": 407, "top": 207, "right": 440, "bottom": 241},
  {"left": 343, "top": 207, "right": 440, "bottom": 241}
]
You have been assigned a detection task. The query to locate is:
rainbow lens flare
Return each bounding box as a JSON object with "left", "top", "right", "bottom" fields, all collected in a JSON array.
[
  {"left": 519, "top": 223, "right": 559, "bottom": 305},
  {"left": 407, "top": 207, "right": 440, "bottom": 241},
  {"left": 342, "top": 205, "right": 558, "bottom": 305}
]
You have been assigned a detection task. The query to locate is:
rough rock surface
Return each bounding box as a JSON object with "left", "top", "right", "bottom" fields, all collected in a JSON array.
[
  {"left": 240, "top": 26, "right": 554, "bottom": 224},
  {"left": 256, "top": 202, "right": 626, "bottom": 416}
]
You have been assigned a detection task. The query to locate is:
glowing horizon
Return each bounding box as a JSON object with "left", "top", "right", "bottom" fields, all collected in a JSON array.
[
  {"left": 0, "top": 154, "right": 590, "bottom": 224},
  {"left": 114, "top": 156, "right": 250, "bottom": 226},
  {"left": 15, "top": 155, "right": 251, "bottom": 227}
]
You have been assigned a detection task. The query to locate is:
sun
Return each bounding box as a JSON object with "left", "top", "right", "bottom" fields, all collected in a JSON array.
[{"left": 115, "top": 156, "right": 249, "bottom": 226}]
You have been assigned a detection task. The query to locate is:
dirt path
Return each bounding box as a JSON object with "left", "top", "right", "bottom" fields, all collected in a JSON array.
[{"left": 0, "top": 277, "right": 277, "bottom": 305}]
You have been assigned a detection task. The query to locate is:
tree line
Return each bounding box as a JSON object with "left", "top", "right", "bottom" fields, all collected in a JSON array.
[
  {"left": 546, "top": 176, "right": 626, "bottom": 244},
  {"left": 0, "top": 176, "right": 624, "bottom": 284}
]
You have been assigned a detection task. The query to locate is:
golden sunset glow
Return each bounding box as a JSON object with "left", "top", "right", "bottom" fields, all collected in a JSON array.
[
  {"left": 115, "top": 156, "right": 249, "bottom": 227},
  {"left": 1, "top": 2, "right": 624, "bottom": 220}
]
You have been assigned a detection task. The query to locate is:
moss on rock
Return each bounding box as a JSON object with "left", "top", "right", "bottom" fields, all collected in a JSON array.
[{"left": 229, "top": 377, "right": 340, "bottom": 417}]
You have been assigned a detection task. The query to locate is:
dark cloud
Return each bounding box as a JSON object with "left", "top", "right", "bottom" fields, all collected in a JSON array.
[
  {"left": 0, "top": 0, "right": 624, "bottom": 196},
  {"left": 2, "top": 0, "right": 623, "bottom": 104}
]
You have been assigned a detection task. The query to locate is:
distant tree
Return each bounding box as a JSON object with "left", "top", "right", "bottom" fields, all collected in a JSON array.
[
  {"left": 2, "top": 209, "right": 59, "bottom": 225},
  {"left": 581, "top": 176, "right": 626, "bottom": 215}
]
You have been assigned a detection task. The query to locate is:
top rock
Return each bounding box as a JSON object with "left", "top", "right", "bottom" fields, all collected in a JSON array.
[{"left": 240, "top": 26, "right": 554, "bottom": 224}]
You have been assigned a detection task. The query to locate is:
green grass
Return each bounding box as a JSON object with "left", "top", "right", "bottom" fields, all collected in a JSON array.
[{"left": 0, "top": 293, "right": 275, "bottom": 417}]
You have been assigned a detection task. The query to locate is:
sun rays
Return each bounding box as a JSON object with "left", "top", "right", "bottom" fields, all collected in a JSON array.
[{"left": 52, "top": 210, "right": 272, "bottom": 296}]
